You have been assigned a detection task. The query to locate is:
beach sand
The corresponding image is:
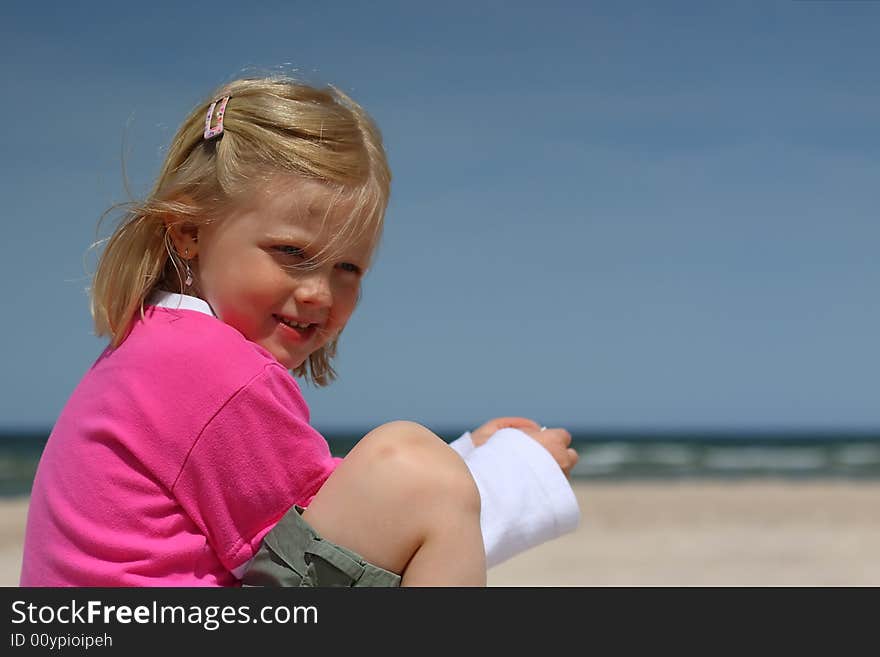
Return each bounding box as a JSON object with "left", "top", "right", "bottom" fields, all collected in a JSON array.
[{"left": 3, "top": 480, "right": 880, "bottom": 586}]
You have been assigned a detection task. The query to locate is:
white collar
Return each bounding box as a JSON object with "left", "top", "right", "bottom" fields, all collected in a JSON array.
[{"left": 148, "top": 291, "right": 216, "bottom": 317}]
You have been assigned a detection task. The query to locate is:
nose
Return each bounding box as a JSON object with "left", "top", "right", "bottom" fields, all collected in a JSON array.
[{"left": 293, "top": 269, "right": 333, "bottom": 308}]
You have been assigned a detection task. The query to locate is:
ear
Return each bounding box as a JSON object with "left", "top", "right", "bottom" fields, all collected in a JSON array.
[
  {"left": 163, "top": 194, "right": 200, "bottom": 258},
  {"left": 166, "top": 221, "right": 200, "bottom": 259}
]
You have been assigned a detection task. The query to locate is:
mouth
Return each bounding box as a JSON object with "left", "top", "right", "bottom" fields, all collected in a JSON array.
[{"left": 273, "top": 314, "right": 319, "bottom": 340}]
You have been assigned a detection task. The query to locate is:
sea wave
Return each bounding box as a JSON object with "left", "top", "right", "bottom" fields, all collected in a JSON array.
[{"left": 3, "top": 434, "right": 880, "bottom": 496}]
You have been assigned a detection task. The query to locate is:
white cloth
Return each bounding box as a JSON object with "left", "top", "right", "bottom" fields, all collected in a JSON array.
[{"left": 450, "top": 428, "right": 580, "bottom": 568}]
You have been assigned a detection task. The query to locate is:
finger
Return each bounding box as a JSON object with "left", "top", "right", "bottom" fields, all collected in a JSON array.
[
  {"left": 564, "top": 448, "right": 579, "bottom": 477},
  {"left": 548, "top": 428, "right": 572, "bottom": 447},
  {"left": 491, "top": 416, "right": 541, "bottom": 431},
  {"left": 469, "top": 426, "right": 492, "bottom": 447}
]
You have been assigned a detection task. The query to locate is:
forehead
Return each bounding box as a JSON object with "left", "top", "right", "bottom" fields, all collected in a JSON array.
[
  {"left": 233, "top": 175, "right": 376, "bottom": 251},
  {"left": 248, "top": 175, "right": 354, "bottom": 228}
]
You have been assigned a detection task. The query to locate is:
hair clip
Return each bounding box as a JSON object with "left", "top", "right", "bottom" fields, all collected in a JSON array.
[{"left": 203, "top": 96, "right": 230, "bottom": 140}]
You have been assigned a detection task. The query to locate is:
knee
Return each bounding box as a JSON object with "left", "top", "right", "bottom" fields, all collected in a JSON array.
[
  {"left": 354, "top": 421, "right": 481, "bottom": 512},
  {"left": 359, "top": 420, "right": 440, "bottom": 455}
]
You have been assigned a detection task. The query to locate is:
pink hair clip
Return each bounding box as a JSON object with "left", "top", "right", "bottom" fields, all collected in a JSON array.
[{"left": 203, "top": 96, "right": 230, "bottom": 140}]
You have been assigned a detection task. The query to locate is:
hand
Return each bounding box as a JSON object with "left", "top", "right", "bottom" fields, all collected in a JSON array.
[
  {"left": 470, "top": 417, "right": 579, "bottom": 478},
  {"left": 470, "top": 416, "right": 542, "bottom": 447},
  {"left": 519, "top": 427, "right": 579, "bottom": 478}
]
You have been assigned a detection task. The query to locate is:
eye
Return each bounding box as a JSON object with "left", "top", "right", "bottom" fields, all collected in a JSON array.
[
  {"left": 273, "top": 245, "right": 306, "bottom": 258},
  {"left": 337, "top": 262, "right": 362, "bottom": 275}
]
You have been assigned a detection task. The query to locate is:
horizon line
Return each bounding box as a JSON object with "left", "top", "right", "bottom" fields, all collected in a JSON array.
[{"left": 3, "top": 426, "right": 880, "bottom": 442}]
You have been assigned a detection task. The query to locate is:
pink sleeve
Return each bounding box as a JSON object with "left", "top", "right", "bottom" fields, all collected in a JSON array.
[{"left": 171, "top": 365, "right": 339, "bottom": 573}]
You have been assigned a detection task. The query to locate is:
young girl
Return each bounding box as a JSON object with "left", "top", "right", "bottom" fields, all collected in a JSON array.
[{"left": 20, "top": 77, "right": 579, "bottom": 587}]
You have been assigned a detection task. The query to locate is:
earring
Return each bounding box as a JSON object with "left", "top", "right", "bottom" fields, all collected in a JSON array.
[{"left": 183, "top": 248, "right": 193, "bottom": 288}]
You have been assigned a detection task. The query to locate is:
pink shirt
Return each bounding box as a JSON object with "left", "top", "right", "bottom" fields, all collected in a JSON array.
[{"left": 21, "top": 301, "right": 340, "bottom": 586}]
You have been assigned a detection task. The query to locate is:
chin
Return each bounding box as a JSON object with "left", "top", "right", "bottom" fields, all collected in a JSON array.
[{"left": 283, "top": 356, "right": 308, "bottom": 370}]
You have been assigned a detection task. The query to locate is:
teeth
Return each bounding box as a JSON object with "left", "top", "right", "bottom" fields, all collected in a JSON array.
[{"left": 277, "top": 316, "right": 312, "bottom": 330}]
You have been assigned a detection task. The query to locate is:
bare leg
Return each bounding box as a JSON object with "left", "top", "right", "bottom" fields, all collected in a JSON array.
[{"left": 302, "top": 421, "right": 486, "bottom": 586}]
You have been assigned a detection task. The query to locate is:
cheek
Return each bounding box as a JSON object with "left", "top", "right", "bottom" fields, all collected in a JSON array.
[
  {"left": 203, "top": 265, "right": 281, "bottom": 330},
  {"left": 331, "top": 283, "right": 360, "bottom": 325}
]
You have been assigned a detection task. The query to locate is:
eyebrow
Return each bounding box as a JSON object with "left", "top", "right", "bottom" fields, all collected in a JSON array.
[{"left": 264, "top": 229, "right": 314, "bottom": 245}]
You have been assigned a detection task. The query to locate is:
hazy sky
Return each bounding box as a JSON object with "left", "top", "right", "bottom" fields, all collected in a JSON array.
[{"left": 2, "top": 1, "right": 878, "bottom": 434}]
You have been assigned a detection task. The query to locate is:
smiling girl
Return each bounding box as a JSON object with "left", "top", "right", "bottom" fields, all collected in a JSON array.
[{"left": 20, "top": 77, "right": 578, "bottom": 587}]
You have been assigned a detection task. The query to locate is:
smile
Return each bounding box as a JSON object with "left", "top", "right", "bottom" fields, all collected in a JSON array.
[
  {"left": 273, "top": 314, "right": 319, "bottom": 340},
  {"left": 274, "top": 315, "right": 314, "bottom": 330}
]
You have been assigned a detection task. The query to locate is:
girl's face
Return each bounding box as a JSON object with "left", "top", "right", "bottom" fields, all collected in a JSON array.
[{"left": 191, "top": 176, "right": 375, "bottom": 370}]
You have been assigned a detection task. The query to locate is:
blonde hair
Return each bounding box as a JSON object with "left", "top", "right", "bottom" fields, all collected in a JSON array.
[{"left": 91, "top": 76, "right": 390, "bottom": 386}]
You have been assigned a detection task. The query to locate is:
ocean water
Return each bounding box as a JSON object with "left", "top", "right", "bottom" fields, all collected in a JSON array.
[
  {"left": 2, "top": 431, "right": 880, "bottom": 497},
  {"left": 570, "top": 439, "right": 880, "bottom": 479}
]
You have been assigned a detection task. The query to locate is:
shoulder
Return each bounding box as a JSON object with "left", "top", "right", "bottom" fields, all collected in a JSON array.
[{"left": 119, "top": 306, "right": 297, "bottom": 400}]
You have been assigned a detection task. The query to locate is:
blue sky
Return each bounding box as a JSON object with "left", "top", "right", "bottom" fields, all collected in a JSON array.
[{"left": 1, "top": 1, "right": 878, "bottom": 434}]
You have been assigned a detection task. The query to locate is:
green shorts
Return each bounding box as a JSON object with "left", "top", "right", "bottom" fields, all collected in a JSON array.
[{"left": 241, "top": 505, "right": 401, "bottom": 588}]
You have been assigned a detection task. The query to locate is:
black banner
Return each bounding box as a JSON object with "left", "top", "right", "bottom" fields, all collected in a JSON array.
[
  {"left": 1, "top": 587, "right": 870, "bottom": 652},
  {"left": 5, "top": 587, "right": 592, "bottom": 651}
]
